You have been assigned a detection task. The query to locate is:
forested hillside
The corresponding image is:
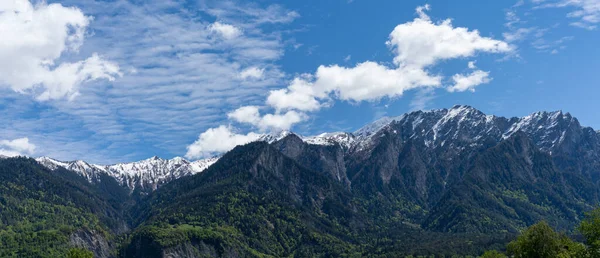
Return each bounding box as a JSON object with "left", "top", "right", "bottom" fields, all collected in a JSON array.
[
  {"left": 2, "top": 107, "right": 600, "bottom": 257},
  {"left": 0, "top": 158, "right": 128, "bottom": 258}
]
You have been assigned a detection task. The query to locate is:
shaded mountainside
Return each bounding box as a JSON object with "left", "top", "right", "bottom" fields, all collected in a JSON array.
[
  {"left": 121, "top": 142, "right": 510, "bottom": 257},
  {"left": 3, "top": 106, "right": 600, "bottom": 257},
  {"left": 124, "top": 142, "right": 360, "bottom": 257},
  {"left": 343, "top": 106, "right": 600, "bottom": 228},
  {"left": 424, "top": 132, "right": 594, "bottom": 233},
  {"left": 0, "top": 158, "right": 129, "bottom": 258}
]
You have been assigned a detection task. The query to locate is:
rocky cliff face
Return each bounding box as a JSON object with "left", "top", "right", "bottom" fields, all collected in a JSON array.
[{"left": 69, "top": 230, "right": 112, "bottom": 258}]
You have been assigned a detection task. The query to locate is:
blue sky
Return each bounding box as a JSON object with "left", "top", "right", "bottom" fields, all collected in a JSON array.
[{"left": 0, "top": 0, "right": 599, "bottom": 163}]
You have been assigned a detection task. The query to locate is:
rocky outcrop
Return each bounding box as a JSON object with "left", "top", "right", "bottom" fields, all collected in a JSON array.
[{"left": 69, "top": 229, "right": 112, "bottom": 258}]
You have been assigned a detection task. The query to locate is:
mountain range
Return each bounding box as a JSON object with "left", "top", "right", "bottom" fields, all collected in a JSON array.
[
  {"left": 35, "top": 105, "right": 600, "bottom": 193},
  {"left": 2, "top": 105, "right": 600, "bottom": 257}
]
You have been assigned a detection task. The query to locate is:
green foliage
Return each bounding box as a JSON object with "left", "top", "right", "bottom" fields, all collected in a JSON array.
[
  {"left": 506, "top": 221, "right": 578, "bottom": 258},
  {"left": 579, "top": 207, "right": 600, "bottom": 257},
  {"left": 5, "top": 143, "right": 600, "bottom": 257},
  {"left": 0, "top": 158, "right": 120, "bottom": 257},
  {"left": 67, "top": 248, "right": 94, "bottom": 258},
  {"left": 480, "top": 250, "right": 506, "bottom": 258}
]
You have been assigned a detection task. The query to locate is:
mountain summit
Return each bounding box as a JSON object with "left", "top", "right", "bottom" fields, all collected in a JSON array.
[{"left": 36, "top": 105, "right": 600, "bottom": 195}]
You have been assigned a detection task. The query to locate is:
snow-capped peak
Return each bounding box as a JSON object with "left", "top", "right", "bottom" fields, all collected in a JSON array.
[
  {"left": 32, "top": 106, "right": 595, "bottom": 193},
  {"left": 257, "top": 130, "right": 293, "bottom": 143},
  {"left": 36, "top": 155, "right": 219, "bottom": 192},
  {"left": 304, "top": 132, "right": 356, "bottom": 148},
  {"left": 354, "top": 116, "right": 398, "bottom": 139}
]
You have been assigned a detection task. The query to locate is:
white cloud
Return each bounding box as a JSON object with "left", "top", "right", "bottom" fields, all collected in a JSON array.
[
  {"left": 266, "top": 77, "right": 324, "bottom": 112},
  {"left": 0, "top": 0, "right": 297, "bottom": 163},
  {"left": 570, "top": 21, "right": 597, "bottom": 29},
  {"left": 514, "top": 0, "right": 526, "bottom": 7},
  {"left": 228, "top": 106, "right": 307, "bottom": 131},
  {"left": 260, "top": 111, "right": 307, "bottom": 131},
  {"left": 536, "top": 0, "right": 600, "bottom": 29},
  {"left": 205, "top": 3, "right": 299, "bottom": 25},
  {"left": 468, "top": 61, "right": 477, "bottom": 69},
  {"left": 227, "top": 106, "right": 262, "bottom": 125},
  {"left": 185, "top": 126, "right": 260, "bottom": 159},
  {"left": 264, "top": 4, "right": 510, "bottom": 113},
  {"left": 316, "top": 62, "right": 442, "bottom": 102},
  {"left": 344, "top": 55, "right": 351, "bottom": 62},
  {"left": 194, "top": 4, "right": 510, "bottom": 159},
  {"left": 416, "top": 4, "right": 432, "bottom": 20},
  {"left": 531, "top": 35, "right": 574, "bottom": 53},
  {"left": 0, "top": 0, "right": 121, "bottom": 101},
  {"left": 503, "top": 27, "right": 535, "bottom": 42},
  {"left": 265, "top": 62, "right": 442, "bottom": 112},
  {"left": 386, "top": 11, "right": 512, "bottom": 68},
  {"left": 565, "top": 0, "right": 600, "bottom": 25},
  {"left": 240, "top": 67, "right": 264, "bottom": 80},
  {"left": 0, "top": 137, "right": 36, "bottom": 157},
  {"left": 208, "top": 21, "right": 242, "bottom": 39},
  {"left": 447, "top": 70, "right": 492, "bottom": 92}
]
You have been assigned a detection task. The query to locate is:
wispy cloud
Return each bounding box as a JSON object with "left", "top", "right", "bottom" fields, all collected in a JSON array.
[
  {"left": 535, "top": 0, "right": 600, "bottom": 30},
  {"left": 0, "top": 0, "right": 298, "bottom": 163},
  {"left": 502, "top": 1, "right": 578, "bottom": 54},
  {"left": 409, "top": 88, "right": 436, "bottom": 111}
]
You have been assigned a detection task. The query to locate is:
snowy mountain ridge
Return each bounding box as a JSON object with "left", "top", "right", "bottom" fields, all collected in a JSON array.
[
  {"left": 302, "top": 105, "right": 590, "bottom": 154},
  {"left": 36, "top": 155, "right": 219, "bottom": 192},
  {"left": 35, "top": 105, "right": 597, "bottom": 193}
]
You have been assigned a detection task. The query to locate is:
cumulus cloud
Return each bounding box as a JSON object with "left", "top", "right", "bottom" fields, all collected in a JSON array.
[
  {"left": 185, "top": 126, "right": 260, "bottom": 159},
  {"left": 228, "top": 106, "right": 307, "bottom": 131},
  {"left": 314, "top": 62, "right": 441, "bottom": 102},
  {"left": 387, "top": 9, "right": 511, "bottom": 68},
  {"left": 0, "top": 0, "right": 121, "bottom": 101},
  {"left": 227, "top": 106, "right": 262, "bottom": 125},
  {"left": 185, "top": 4, "right": 510, "bottom": 158},
  {"left": 208, "top": 22, "right": 242, "bottom": 39},
  {"left": 447, "top": 70, "right": 492, "bottom": 92},
  {"left": 259, "top": 111, "right": 307, "bottom": 131},
  {"left": 0, "top": 138, "right": 36, "bottom": 157},
  {"left": 260, "top": 4, "right": 510, "bottom": 115},
  {"left": 266, "top": 77, "right": 324, "bottom": 112}
]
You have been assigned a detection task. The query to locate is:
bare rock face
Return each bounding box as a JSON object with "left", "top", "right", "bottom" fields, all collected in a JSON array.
[
  {"left": 272, "top": 134, "right": 351, "bottom": 188},
  {"left": 69, "top": 229, "right": 112, "bottom": 258}
]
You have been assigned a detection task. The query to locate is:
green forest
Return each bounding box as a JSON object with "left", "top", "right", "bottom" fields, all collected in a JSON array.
[{"left": 3, "top": 138, "right": 600, "bottom": 257}]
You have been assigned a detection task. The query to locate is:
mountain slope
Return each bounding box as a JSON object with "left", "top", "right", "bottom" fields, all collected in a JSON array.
[
  {"left": 272, "top": 134, "right": 351, "bottom": 187},
  {"left": 123, "top": 142, "right": 360, "bottom": 257},
  {"left": 341, "top": 106, "right": 600, "bottom": 224},
  {"left": 423, "top": 132, "right": 594, "bottom": 233},
  {"left": 6, "top": 105, "right": 600, "bottom": 257},
  {"left": 0, "top": 158, "right": 128, "bottom": 258}
]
